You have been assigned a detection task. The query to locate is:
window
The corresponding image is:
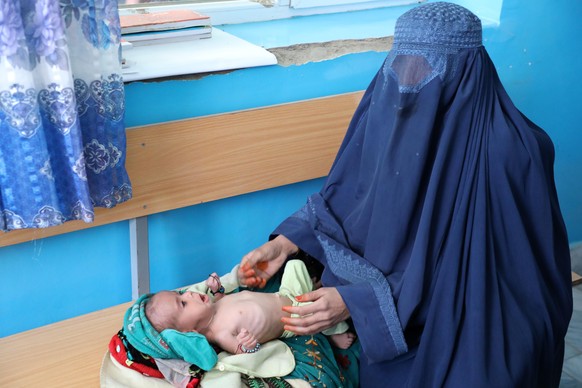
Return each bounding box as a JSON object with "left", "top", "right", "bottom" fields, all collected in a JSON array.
[{"left": 118, "top": 0, "right": 502, "bottom": 81}]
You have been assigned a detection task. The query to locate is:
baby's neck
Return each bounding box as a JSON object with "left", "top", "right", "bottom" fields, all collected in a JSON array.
[{"left": 197, "top": 305, "right": 217, "bottom": 337}]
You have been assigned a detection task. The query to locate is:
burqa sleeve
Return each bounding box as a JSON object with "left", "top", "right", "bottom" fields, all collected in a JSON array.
[{"left": 273, "top": 194, "right": 409, "bottom": 363}]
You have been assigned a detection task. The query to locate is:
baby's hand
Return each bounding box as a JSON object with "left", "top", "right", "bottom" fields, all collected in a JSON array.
[
  {"left": 237, "top": 328, "right": 259, "bottom": 353},
  {"left": 206, "top": 273, "right": 224, "bottom": 295}
]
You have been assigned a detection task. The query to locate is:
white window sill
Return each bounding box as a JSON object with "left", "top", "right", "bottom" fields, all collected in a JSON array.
[{"left": 122, "top": 28, "right": 277, "bottom": 82}]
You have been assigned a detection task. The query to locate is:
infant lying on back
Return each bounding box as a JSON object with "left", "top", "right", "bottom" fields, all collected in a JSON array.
[{"left": 123, "top": 260, "right": 355, "bottom": 369}]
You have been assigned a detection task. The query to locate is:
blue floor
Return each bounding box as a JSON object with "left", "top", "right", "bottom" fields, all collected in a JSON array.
[{"left": 561, "top": 244, "right": 582, "bottom": 387}]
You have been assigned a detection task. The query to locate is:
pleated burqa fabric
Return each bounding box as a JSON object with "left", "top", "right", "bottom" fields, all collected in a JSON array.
[{"left": 274, "top": 3, "right": 572, "bottom": 386}]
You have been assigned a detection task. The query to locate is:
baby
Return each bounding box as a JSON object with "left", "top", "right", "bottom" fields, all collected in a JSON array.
[{"left": 145, "top": 260, "right": 356, "bottom": 357}]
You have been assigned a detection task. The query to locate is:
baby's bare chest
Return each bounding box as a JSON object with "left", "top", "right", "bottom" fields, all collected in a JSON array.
[{"left": 216, "top": 293, "right": 284, "bottom": 335}]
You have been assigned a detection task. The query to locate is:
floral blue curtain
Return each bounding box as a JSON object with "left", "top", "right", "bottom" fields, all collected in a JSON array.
[{"left": 0, "top": 0, "right": 131, "bottom": 231}]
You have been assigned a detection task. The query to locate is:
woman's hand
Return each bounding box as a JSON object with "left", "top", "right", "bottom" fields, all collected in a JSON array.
[
  {"left": 238, "top": 235, "right": 298, "bottom": 288},
  {"left": 281, "top": 287, "right": 350, "bottom": 335}
]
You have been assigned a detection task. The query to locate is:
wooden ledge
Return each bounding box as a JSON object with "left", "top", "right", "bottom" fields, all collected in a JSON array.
[{"left": 0, "top": 92, "right": 363, "bottom": 248}]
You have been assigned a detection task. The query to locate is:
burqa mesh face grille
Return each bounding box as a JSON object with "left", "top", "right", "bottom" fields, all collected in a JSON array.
[{"left": 384, "top": 2, "right": 482, "bottom": 93}]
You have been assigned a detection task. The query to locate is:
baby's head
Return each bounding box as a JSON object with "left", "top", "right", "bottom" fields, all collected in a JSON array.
[
  {"left": 123, "top": 292, "right": 219, "bottom": 370},
  {"left": 145, "top": 290, "right": 214, "bottom": 334}
]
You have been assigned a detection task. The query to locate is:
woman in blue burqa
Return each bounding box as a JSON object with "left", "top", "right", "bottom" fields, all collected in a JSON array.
[{"left": 239, "top": 2, "right": 572, "bottom": 387}]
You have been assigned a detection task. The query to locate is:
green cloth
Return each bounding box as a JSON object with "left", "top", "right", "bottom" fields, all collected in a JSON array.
[
  {"left": 123, "top": 293, "right": 218, "bottom": 371},
  {"left": 282, "top": 334, "right": 360, "bottom": 388}
]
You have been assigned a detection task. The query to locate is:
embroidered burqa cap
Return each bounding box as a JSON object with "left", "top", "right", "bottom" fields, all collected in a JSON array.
[
  {"left": 394, "top": 1, "right": 481, "bottom": 48},
  {"left": 123, "top": 294, "right": 218, "bottom": 371},
  {"left": 274, "top": 2, "right": 572, "bottom": 386}
]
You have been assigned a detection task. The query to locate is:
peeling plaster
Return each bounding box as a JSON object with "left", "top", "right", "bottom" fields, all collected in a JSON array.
[{"left": 269, "top": 36, "right": 394, "bottom": 66}]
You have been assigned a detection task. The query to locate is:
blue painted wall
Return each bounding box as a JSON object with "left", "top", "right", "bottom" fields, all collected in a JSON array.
[
  {"left": 1, "top": 0, "right": 580, "bottom": 337},
  {"left": 148, "top": 179, "right": 325, "bottom": 292}
]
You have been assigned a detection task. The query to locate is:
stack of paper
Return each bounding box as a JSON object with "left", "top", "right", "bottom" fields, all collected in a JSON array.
[{"left": 120, "top": 10, "right": 212, "bottom": 46}]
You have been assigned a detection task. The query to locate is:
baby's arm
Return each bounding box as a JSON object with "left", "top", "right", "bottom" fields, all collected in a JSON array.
[
  {"left": 215, "top": 328, "right": 260, "bottom": 355},
  {"left": 183, "top": 265, "right": 241, "bottom": 296}
]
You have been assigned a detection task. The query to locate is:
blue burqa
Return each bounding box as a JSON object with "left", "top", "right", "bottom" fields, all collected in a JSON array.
[{"left": 273, "top": 3, "right": 572, "bottom": 387}]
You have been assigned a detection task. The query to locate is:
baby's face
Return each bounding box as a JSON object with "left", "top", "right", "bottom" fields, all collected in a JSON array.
[{"left": 153, "top": 290, "right": 213, "bottom": 332}]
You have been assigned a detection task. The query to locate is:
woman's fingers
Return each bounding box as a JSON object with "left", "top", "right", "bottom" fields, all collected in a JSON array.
[
  {"left": 281, "top": 314, "right": 331, "bottom": 335},
  {"left": 282, "top": 313, "right": 325, "bottom": 328},
  {"left": 240, "top": 236, "right": 301, "bottom": 289},
  {"left": 282, "top": 300, "right": 319, "bottom": 317},
  {"left": 283, "top": 324, "right": 321, "bottom": 336},
  {"left": 240, "top": 250, "right": 271, "bottom": 283},
  {"left": 240, "top": 255, "right": 258, "bottom": 272},
  {"left": 244, "top": 276, "right": 261, "bottom": 287},
  {"left": 242, "top": 268, "right": 256, "bottom": 278},
  {"left": 281, "top": 287, "right": 350, "bottom": 335},
  {"left": 238, "top": 258, "right": 264, "bottom": 287}
]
